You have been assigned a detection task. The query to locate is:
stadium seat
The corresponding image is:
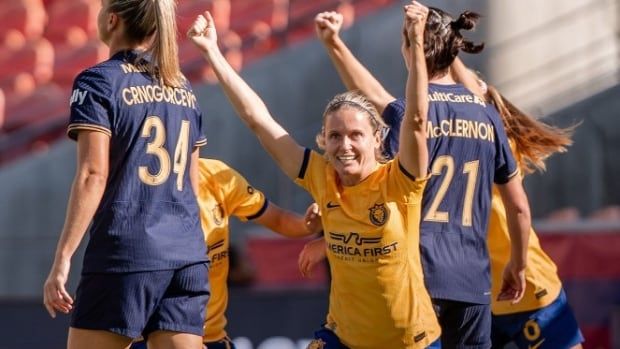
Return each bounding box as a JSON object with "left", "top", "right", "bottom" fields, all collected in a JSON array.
[
  {"left": 286, "top": 0, "right": 341, "bottom": 44},
  {"left": 3, "top": 83, "right": 68, "bottom": 132},
  {"left": 0, "top": 88, "right": 5, "bottom": 129},
  {"left": 0, "top": 38, "right": 55, "bottom": 86},
  {"left": 52, "top": 40, "right": 108, "bottom": 88},
  {"left": 45, "top": 0, "right": 99, "bottom": 44},
  {"left": 0, "top": 0, "right": 47, "bottom": 42}
]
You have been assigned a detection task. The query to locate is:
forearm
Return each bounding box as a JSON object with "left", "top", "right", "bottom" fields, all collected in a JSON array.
[
  {"left": 323, "top": 37, "right": 393, "bottom": 112},
  {"left": 451, "top": 57, "right": 485, "bottom": 98},
  {"left": 259, "top": 208, "right": 316, "bottom": 238},
  {"left": 54, "top": 171, "right": 106, "bottom": 261},
  {"left": 506, "top": 208, "right": 530, "bottom": 270},
  {"left": 400, "top": 35, "right": 428, "bottom": 177}
]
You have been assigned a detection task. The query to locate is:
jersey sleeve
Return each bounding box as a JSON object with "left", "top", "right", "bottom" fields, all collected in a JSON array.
[
  {"left": 491, "top": 111, "right": 518, "bottom": 184},
  {"left": 192, "top": 108, "right": 207, "bottom": 148},
  {"left": 212, "top": 161, "right": 267, "bottom": 221},
  {"left": 387, "top": 156, "right": 429, "bottom": 204},
  {"left": 67, "top": 69, "right": 113, "bottom": 140},
  {"left": 381, "top": 98, "right": 405, "bottom": 159},
  {"left": 293, "top": 148, "right": 326, "bottom": 198}
]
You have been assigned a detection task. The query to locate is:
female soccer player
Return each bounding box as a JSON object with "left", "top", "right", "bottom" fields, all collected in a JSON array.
[
  {"left": 43, "top": 1, "right": 209, "bottom": 348},
  {"left": 313, "top": 7, "right": 532, "bottom": 348},
  {"left": 188, "top": 4, "right": 441, "bottom": 348},
  {"left": 454, "top": 68, "right": 584, "bottom": 348}
]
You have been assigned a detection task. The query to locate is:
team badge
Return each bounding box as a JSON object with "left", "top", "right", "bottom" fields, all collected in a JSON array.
[
  {"left": 211, "top": 204, "right": 224, "bottom": 225},
  {"left": 368, "top": 203, "right": 389, "bottom": 226}
]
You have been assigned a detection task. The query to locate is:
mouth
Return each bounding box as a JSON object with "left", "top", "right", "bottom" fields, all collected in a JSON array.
[{"left": 336, "top": 154, "right": 357, "bottom": 164}]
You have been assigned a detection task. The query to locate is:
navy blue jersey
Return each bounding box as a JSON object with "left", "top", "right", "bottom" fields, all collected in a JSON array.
[
  {"left": 68, "top": 50, "right": 208, "bottom": 273},
  {"left": 382, "top": 83, "right": 517, "bottom": 304}
]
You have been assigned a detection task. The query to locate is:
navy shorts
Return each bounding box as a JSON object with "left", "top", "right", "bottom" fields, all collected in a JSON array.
[
  {"left": 491, "top": 289, "right": 584, "bottom": 349},
  {"left": 433, "top": 299, "right": 492, "bottom": 349},
  {"left": 71, "top": 262, "right": 209, "bottom": 339}
]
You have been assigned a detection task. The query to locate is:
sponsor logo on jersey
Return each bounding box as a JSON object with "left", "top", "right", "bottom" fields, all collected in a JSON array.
[
  {"left": 70, "top": 89, "right": 88, "bottom": 106},
  {"left": 428, "top": 91, "right": 486, "bottom": 107},
  {"left": 327, "top": 232, "right": 398, "bottom": 262}
]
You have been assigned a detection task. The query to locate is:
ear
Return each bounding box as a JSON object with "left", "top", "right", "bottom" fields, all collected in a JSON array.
[{"left": 107, "top": 12, "right": 119, "bottom": 32}]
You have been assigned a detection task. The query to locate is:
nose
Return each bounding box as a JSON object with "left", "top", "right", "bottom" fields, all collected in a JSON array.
[{"left": 341, "top": 135, "right": 352, "bottom": 150}]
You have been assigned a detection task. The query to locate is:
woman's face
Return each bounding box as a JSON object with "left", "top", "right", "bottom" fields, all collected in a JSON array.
[{"left": 323, "top": 107, "right": 380, "bottom": 186}]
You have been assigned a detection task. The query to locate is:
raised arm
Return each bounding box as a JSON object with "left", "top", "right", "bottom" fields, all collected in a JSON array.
[
  {"left": 188, "top": 12, "right": 305, "bottom": 179},
  {"left": 315, "top": 12, "right": 395, "bottom": 114},
  {"left": 450, "top": 57, "right": 486, "bottom": 99},
  {"left": 399, "top": 2, "right": 429, "bottom": 178}
]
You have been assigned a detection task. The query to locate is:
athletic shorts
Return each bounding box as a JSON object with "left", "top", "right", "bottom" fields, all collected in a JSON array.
[
  {"left": 491, "top": 289, "right": 584, "bottom": 349},
  {"left": 71, "top": 262, "right": 209, "bottom": 339},
  {"left": 433, "top": 299, "right": 492, "bottom": 349},
  {"left": 307, "top": 326, "right": 440, "bottom": 349}
]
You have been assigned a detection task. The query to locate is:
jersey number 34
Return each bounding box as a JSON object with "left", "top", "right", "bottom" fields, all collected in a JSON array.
[{"left": 138, "top": 116, "right": 190, "bottom": 191}]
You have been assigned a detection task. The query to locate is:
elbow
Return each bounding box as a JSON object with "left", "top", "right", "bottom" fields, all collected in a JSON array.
[{"left": 78, "top": 167, "right": 108, "bottom": 190}]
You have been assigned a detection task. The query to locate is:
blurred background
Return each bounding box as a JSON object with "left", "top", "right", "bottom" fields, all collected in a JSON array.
[{"left": 0, "top": 0, "right": 618, "bottom": 348}]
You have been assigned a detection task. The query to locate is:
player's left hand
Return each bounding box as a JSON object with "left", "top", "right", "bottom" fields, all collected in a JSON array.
[{"left": 497, "top": 260, "right": 526, "bottom": 303}]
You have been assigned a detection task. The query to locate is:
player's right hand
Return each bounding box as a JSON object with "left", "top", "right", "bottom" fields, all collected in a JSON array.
[
  {"left": 314, "top": 11, "right": 344, "bottom": 44},
  {"left": 43, "top": 258, "right": 73, "bottom": 318},
  {"left": 187, "top": 11, "right": 219, "bottom": 53}
]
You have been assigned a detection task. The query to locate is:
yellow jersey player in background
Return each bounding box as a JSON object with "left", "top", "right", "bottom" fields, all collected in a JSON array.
[
  {"left": 187, "top": 4, "right": 441, "bottom": 348},
  {"left": 470, "top": 79, "right": 584, "bottom": 349},
  {"left": 132, "top": 158, "right": 322, "bottom": 349}
]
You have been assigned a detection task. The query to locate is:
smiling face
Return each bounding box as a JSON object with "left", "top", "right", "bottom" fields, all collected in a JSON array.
[{"left": 323, "top": 107, "right": 381, "bottom": 186}]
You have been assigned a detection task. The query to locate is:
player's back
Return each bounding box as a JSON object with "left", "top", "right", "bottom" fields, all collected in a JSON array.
[
  {"left": 68, "top": 50, "right": 208, "bottom": 273},
  {"left": 420, "top": 83, "right": 517, "bottom": 304}
]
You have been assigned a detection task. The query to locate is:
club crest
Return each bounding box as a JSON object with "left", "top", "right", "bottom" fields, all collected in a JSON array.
[{"left": 369, "top": 203, "right": 389, "bottom": 226}]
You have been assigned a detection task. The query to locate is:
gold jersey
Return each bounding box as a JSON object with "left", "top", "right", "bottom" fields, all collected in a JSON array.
[
  {"left": 487, "top": 185, "right": 562, "bottom": 314},
  {"left": 295, "top": 150, "right": 440, "bottom": 349},
  {"left": 197, "top": 159, "right": 266, "bottom": 341}
]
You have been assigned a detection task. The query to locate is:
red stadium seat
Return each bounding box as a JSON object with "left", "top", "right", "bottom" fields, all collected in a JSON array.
[
  {"left": 3, "top": 83, "right": 68, "bottom": 132},
  {"left": 0, "top": 38, "right": 55, "bottom": 85},
  {"left": 45, "top": 0, "right": 99, "bottom": 44},
  {"left": 53, "top": 40, "right": 108, "bottom": 88},
  {"left": 0, "top": 0, "right": 47, "bottom": 42},
  {"left": 0, "top": 88, "right": 5, "bottom": 129},
  {"left": 286, "top": 0, "right": 340, "bottom": 44}
]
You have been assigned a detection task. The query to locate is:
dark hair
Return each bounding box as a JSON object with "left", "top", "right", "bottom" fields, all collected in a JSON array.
[{"left": 405, "top": 7, "right": 484, "bottom": 78}]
